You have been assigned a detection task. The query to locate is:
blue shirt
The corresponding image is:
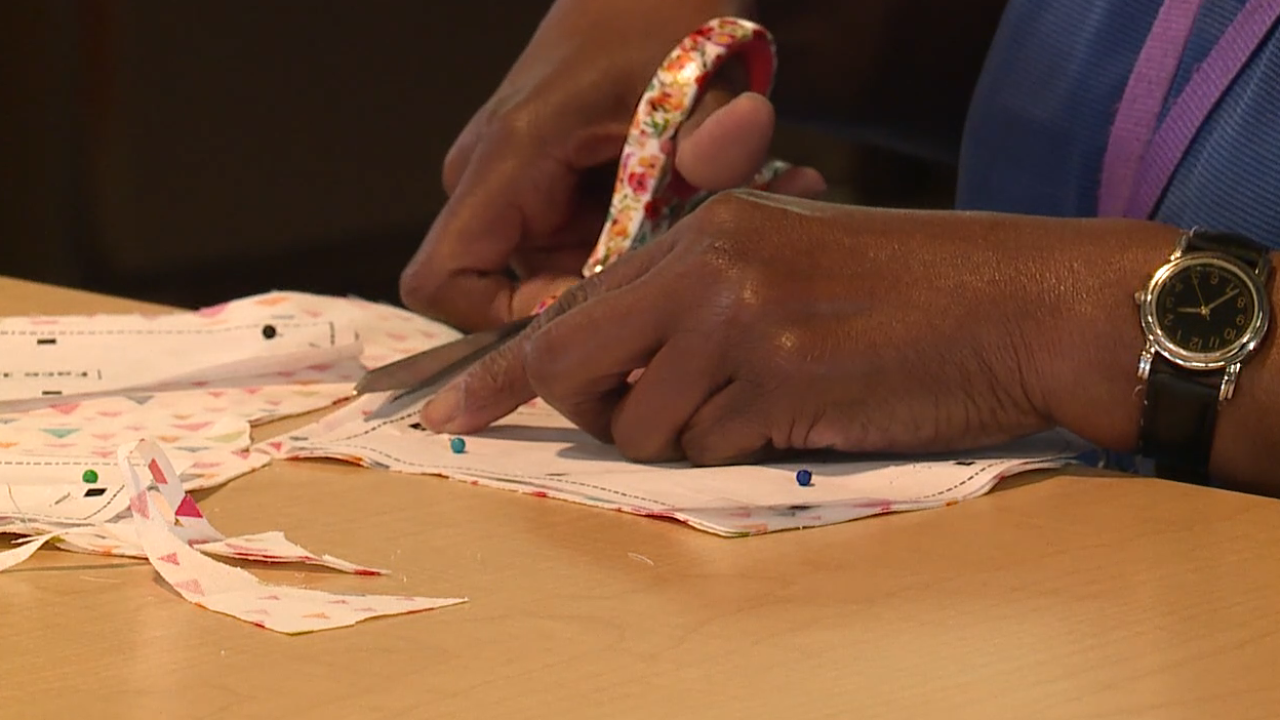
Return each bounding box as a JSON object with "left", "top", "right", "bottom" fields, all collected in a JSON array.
[{"left": 957, "top": 0, "right": 1280, "bottom": 248}]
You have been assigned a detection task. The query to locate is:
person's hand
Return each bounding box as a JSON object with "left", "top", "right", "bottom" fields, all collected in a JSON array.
[
  {"left": 417, "top": 193, "right": 1091, "bottom": 465},
  {"left": 399, "top": 0, "right": 824, "bottom": 332}
]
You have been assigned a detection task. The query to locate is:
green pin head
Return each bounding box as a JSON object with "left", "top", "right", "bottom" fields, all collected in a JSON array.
[{"left": 82, "top": 469, "right": 99, "bottom": 484}]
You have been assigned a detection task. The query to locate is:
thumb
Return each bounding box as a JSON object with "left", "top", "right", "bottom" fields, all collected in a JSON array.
[
  {"left": 675, "top": 92, "right": 776, "bottom": 192},
  {"left": 672, "top": 55, "right": 774, "bottom": 192},
  {"left": 675, "top": 55, "right": 748, "bottom": 147}
]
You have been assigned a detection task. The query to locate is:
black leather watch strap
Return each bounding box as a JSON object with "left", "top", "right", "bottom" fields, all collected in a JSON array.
[
  {"left": 1185, "top": 230, "right": 1270, "bottom": 269},
  {"left": 1139, "top": 356, "right": 1222, "bottom": 485}
]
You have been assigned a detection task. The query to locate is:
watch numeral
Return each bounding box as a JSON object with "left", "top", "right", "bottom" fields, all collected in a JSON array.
[
  {"left": 1224, "top": 328, "right": 1236, "bottom": 341},
  {"left": 1163, "top": 313, "right": 1175, "bottom": 326},
  {"left": 1238, "top": 295, "right": 1248, "bottom": 309},
  {"left": 1209, "top": 270, "right": 1220, "bottom": 285},
  {"left": 1189, "top": 337, "right": 1203, "bottom": 350},
  {"left": 1208, "top": 336, "right": 1221, "bottom": 350},
  {"left": 1236, "top": 314, "right": 1247, "bottom": 326}
]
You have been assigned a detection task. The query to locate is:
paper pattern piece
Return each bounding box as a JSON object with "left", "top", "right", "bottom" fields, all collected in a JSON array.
[
  {"left": 0, "top": 290, "right": 460, "bottom": 416},
  {"left": 265, "top": 394, "right": 1091, "bottom": 537},
  {"left": 0, "top": 291, "right": 461, "bottom": 511},
  {"left": 1, "top": 440, "right": 465, "bottom": 634},
  {"left": 0, "top": 301, "right": 360, "bottom": 406}
]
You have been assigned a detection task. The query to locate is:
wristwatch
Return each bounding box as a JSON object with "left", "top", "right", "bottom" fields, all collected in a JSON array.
[{"left": 1134, "top": 229, "right": 1273, "bottom": 485}]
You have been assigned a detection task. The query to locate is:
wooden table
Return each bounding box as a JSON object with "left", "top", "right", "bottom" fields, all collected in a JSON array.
[{"left": 2, "top": 276, "right": 1279, "bottom": 719}]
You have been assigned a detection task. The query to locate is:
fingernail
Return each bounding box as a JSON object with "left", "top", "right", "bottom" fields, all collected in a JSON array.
[{"left": 421, "top": 385, "right": 464, "bottom": 431}]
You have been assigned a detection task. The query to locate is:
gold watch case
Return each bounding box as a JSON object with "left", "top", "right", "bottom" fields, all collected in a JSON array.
[{"left": 1135, "top": 242, "right": 1271, "bottom": 402}]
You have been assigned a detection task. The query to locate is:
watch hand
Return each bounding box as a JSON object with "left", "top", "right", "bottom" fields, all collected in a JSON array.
[
  {"left": 1204, "top": 287, "right": 1242, "bottom": 313},
  {"left": 1190, "top": 277, "right": 1210, "bottom": 317},
  {"left": 1175, "top": 306, "right": 1206, "bottom": 313}
]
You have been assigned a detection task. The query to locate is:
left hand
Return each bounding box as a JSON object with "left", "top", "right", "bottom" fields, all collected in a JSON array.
[{"left": 420, "top": 190, "right": 1074, "bottom": 465}]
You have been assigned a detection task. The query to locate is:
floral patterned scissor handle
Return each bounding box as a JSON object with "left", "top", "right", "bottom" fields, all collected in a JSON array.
[{"left": 534, "top": 17, "right": 790, "bottom": 312}]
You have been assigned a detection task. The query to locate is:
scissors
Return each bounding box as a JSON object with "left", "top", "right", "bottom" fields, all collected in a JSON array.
[{"left": 355, "top": 17, "right": 790, "bottom": 403}]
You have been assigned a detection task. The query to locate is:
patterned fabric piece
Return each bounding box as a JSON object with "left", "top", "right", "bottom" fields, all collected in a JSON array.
[
  {"left": 264, "top": 393, "right": 1090, "bottom": 537},
  {"left": 0, "top": 441, "right": 466, "bottom": 634}
]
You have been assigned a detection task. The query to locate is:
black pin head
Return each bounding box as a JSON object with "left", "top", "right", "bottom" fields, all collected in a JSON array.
[{"left": 262, "top": 324, "right": 278, "bottom": 339}]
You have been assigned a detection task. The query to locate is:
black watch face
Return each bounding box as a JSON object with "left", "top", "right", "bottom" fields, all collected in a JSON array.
[{"left": 1155, "top": 260, "right": 1256, "bottom": 355}]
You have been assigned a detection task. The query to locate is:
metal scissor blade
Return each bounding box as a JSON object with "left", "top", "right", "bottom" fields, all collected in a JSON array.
[{"left": 353, "top": 316, "right": 533, "bottom": 396}]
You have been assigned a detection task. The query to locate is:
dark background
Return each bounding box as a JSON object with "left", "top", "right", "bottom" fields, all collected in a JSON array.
[{"left": 0, "top": 0, "right": 953, "bottom": 310}]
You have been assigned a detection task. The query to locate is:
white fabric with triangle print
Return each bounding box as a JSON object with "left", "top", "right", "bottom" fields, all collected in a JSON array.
[
  {"left": 0, "top": 440, "right": 465, "bottom": 634},
  {"left": 0, "top": 291, "right": 469, "bottom": 634}
]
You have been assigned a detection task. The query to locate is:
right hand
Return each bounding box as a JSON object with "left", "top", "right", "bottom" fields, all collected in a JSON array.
[{"left": 399, "top": 0, "right": 825, "bottom": 332}]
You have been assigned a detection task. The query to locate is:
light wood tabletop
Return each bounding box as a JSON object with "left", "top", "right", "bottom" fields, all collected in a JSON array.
[{"left": 2, "top": 276, "right": 1279, "bottom": 720}]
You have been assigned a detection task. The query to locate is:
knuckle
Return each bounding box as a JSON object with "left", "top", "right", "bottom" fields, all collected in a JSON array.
[
  {"left": 520, "top": 328, "right": 566, "bottom": 397},
  {"left": 677, "top": 420, "right": 713, "bottom": 466},
  {"left": 693, "top": 189, "right": 750, "bottom": 228},
  {"left": 681, "top": 435, "right": 717, "bottom": 467},
  {"left": 471, "top": 343, "right": 521, "bottom": 395},
  {"left": 684, "top": 193, "right": 752, "bottom": 274},
  {"left": 399, "top": 266, "right": 466, "bottom": 329},
  {"left": 550, "top": 278, "right": 596, "bottom": 316},
  {"left": 398, "top": 257, "right": 443, "bottom": 317},
  {"left": 763, "top": 325, "right": 817, "bottom": 368},
  {"left": 523, "top": 281, "right": 590, "bottom": 334},
  {"left": 696, "top": 257, "right": 768, "bottom": 330},
  {"left": 441, "top": 137, "right": 471, "bottom": 195},
  {"left": 440, "top": 102, "right": 541, "bottom": 197},
  {"left": 531, "top": 268, "right": 613, "bottom": 325},
  {"left": 484, "top": 102, "right": 545, "bottom": 149}
]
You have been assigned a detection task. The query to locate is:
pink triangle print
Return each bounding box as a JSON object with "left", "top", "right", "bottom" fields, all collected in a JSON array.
[
  {"left": 174, "top": 495, "right": 204, "bottom": 519},
  {"left": 128, "top": 491, "right": 151, "bottom": 519},
  {"left": 148, "top": 458, "right": 169, "bottom": 485},
  {"left": 172, "top": 578, "right": 205, "bottom": 596}
]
